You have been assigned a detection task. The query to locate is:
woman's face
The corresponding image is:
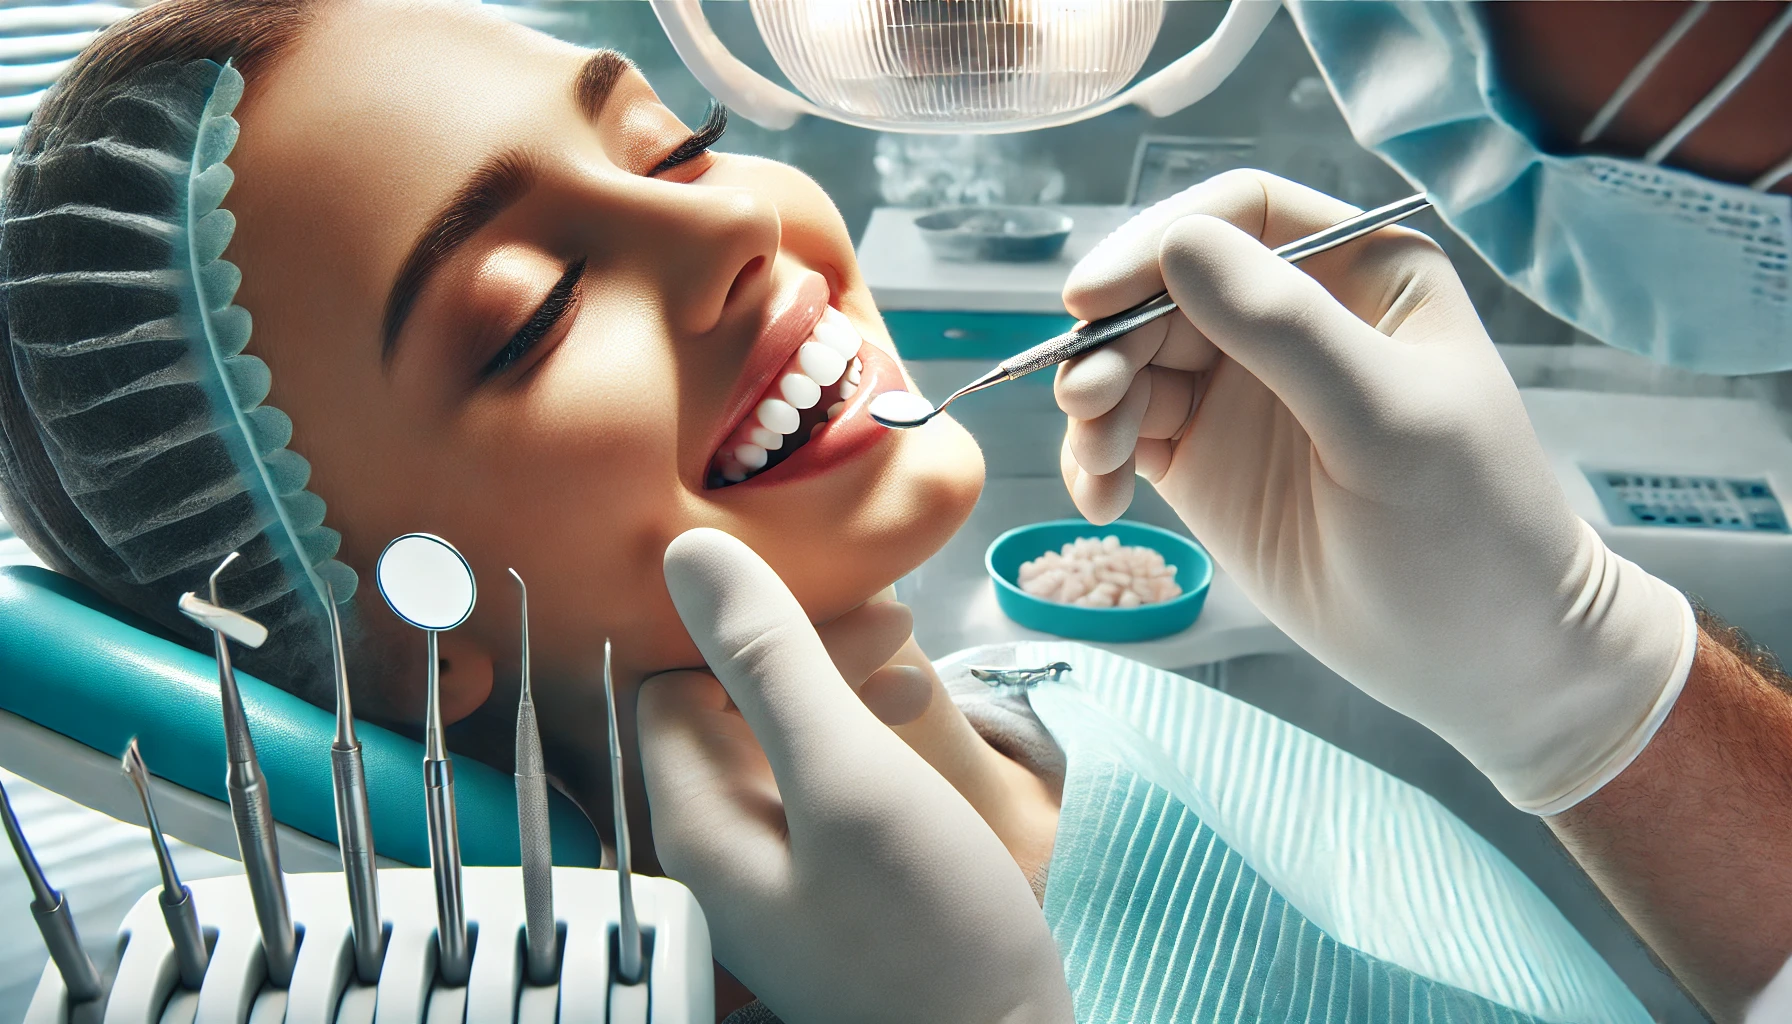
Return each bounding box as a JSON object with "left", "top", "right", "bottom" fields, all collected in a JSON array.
[{"left": 225, "top": 0, "right": 983, "bottom": 719}]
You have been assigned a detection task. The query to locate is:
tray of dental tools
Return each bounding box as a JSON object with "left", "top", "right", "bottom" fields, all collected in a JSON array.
[{"left": 23, "top": 866, "right": 713, "bottom": 1024}]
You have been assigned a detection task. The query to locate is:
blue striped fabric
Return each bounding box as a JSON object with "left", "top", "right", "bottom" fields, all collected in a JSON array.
[
  {"left": 0, "top": 3, "right": 136, "bottom": 178},
  {"left": 937, "top": 642, "right": 1650, "bottom": 1024},
  {"left": 1051, "top": 761, "right": 1547, "bottom": 1024}
]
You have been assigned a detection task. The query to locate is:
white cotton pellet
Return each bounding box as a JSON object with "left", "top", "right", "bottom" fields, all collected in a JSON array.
[{"left": 1016, "top": 537, "right": 1185, "bottom": 608}]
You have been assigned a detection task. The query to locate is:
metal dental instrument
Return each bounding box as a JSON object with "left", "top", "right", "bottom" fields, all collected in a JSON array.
[
  {"left": 376, "top": 533, "right": 478, "bottom": 987},
  {"left": 178, "top": 552, "right": 297, "bottom": 988},
  {"left": 869, "top": 192, "right": 1434, "bottom": 429},
  {"left": 510, "top": 569, "right": 558, "bottom": 986},
  {"left": 121, "top": 739, "right": 209, "bottom": 989},
  {"left": 1, "top": 775, "right": 103, "bottom": 1003},
  {"left": 968, "top": 661, "right": 1072, "bottom": 690},
  {"left": 604, "top": 639, "right": 643, "bottom": 985},
  {"left": 326, "top": 582, "right": 385, "bottom": 984}
]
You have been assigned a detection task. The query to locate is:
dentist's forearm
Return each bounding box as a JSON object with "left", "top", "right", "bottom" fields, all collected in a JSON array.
[{"left": 1547, "top": 621, "right": 1792, "bottom": 1022}]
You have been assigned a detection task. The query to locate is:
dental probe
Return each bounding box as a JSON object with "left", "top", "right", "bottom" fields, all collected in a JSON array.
[
  {"left": 178, "top": 553, "right": 297, "bottom": 987},
  {"left": 510, "top": 569, "right": 558, "bottom": 986},
  {"left": 121, "top": 740, "right": 209, "bottom": 989},
  {"left": 603, "top": 639, "right": 644, "bottom": 985},
  {"left": 0, "top": 775, "right": 103, "bottom": 1003},
  {"left": 869, "top": 192, "right": 1433, "bottom": 429},
  {"left": 325, "top": 583, "right": 385, "bottom": 984}
]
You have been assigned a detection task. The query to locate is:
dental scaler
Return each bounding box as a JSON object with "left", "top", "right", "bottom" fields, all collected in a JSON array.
[
  {"left": 325, "top": 582, "right": 385, "bottom": 983},
  {"left": 869, "top": 193, "right": 1434, "bottom": 429},
  {"left": 177, "top": 552, "right": 297, "bottom": 987},
  {"left": 121, "top": 739, "right": 209, "bottom": 989},
  {"left": 376, "top": 533, "right": 479, "bottom": 986},
  {"left": 604, "top": 639, "right": 644, "bottom": 985},
  {"left": 510, "top": 569, "right": 558, "bottom": 985},
  {"left": 0, "top": 774, "right": 103, "bottom": 1003}
]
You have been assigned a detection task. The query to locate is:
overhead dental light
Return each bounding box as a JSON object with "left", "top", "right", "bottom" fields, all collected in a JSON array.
[{"left": 650, "top": 0, "right": 1281, "bottom": 134}]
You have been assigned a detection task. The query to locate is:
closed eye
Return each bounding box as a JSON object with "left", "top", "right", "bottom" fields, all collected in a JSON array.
[
  {"left": 651, "top": 101, "right": 727, "bottom": 176},
  {"left": 484, "top": 257, "right": 585, "bottom": 379}
]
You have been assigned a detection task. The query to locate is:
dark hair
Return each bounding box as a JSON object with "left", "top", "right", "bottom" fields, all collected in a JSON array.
[{"left": 0, "top": 0, "right": 353, "bottom": 705}]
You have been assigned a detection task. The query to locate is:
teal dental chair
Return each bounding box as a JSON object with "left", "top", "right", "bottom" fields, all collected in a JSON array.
[{"left": 0, "top": 563, "right": 601, "bottom": 871}]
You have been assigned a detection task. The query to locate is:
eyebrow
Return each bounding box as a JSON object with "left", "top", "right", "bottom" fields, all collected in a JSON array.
[{"left": 380, "top": 49, "right": 635, "bottom": 363}]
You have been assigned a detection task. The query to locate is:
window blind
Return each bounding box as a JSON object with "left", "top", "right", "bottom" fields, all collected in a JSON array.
[{"left": 0, "top": 2, "right": 137, "bottom": 181}]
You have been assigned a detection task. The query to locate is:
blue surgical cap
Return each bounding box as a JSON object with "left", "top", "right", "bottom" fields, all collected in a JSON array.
[{"left": 0, "top": 58, "right": 356, "bottom": 701}]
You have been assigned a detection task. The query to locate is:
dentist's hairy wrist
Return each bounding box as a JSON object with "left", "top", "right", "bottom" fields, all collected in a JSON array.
[{"left": 1547, "top": 613, "right": 1792, "bottom": 1021}]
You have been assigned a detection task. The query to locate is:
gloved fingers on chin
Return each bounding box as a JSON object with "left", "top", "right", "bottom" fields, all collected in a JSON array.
[
  {"left": 1158, "top": 216, "right": 1401, "bottom": 445},
  {"left": 1054, "top": 316, "right": 1165, "bottom": 420},
  {"left": 859, "top": 663, "right": 933, "bottom": 725},
  {"left": 1062, "top": 168, "right": 1288, "bottom": 320},
  {"left": 663, "top": 530, "right": 879, "bottom": 746},
  {"left": 816, "top": 599, "right": 915, "bottom": 692},
  {"left": 636, "top": 669, "right": 790, "bottom": 877},
  {"left": 1068, "top": 373, "right": 1149, "bottom": 477},
  {"left": 1061, "top": 433, "right": 1134, "bottom": 525}
]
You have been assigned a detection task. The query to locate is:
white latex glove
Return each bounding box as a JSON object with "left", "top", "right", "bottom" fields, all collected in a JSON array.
[
  {"left": 637, "top": 529, "right": 1074, "bottom": 1024},
  {"left": 1056, "top": 169, "right": 1696, "bottom": 814}
]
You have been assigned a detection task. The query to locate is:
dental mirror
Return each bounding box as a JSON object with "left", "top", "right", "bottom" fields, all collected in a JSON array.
[
  {"left": 376, "top": 533, "right": 477, "bottom": 631},
  {"left": 869, "top": 390, "right": 941, "bottom": 430}
]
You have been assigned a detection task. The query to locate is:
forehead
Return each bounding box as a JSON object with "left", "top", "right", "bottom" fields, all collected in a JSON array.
[{"left": 223, "top": 0, "right": 610, "bottom": 337}]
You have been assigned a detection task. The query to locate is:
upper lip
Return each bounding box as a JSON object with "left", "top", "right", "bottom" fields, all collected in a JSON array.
[{"left": 702, "top": 270, "right": 831, "bottom": 478}]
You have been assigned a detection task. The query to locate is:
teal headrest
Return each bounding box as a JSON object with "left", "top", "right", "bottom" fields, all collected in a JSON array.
[{"left": 0, "top": 565, "right": 600, "bottom": 867}]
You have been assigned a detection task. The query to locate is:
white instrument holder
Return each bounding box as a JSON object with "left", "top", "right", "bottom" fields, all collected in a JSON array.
[{"left": 23, "top": 867, "right": 713, "bottom": 1024}]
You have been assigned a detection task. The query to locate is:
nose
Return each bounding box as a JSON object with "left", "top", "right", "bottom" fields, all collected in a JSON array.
[{"left": 611, "top": 179, "right": 782, "bottom": 339}]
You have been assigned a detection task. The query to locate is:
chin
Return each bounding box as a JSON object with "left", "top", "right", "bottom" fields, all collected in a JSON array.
[{"left": 753, "top": 407, "right": 983, "bottom": 626}]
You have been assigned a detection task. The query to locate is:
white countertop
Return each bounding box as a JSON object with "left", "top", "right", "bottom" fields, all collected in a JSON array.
[
  {"left": 898, "top": 476, "right": 1294, "bottom": 672},
  {"left": 858, "top": 204, "right": 1136, "bottom": 314}
]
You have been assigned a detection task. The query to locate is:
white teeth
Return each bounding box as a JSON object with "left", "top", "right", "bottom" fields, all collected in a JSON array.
[
  {"left": 734, "top": 443, "right": 768, "bottom": 470},
  {"left": 797, "top": 341, "right": 847, "bottom": 387},
  {"left": 713, "top": 314, "right": 868, "bottom": 485},
  {"left": 813, "top": 308, "right": 861, "bottom": 360},
  {"left": 755, "top": 397, "right": 800, "bottom": 434},
  {"left": 778, "top": 372, "right": 821, "bottom": 410}
]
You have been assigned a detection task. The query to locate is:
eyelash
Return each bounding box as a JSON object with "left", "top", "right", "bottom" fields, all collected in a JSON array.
[
  {"left": 650, "top": 101, "right": 728, "bottom": 176},
  {"left": 483, "top": 257, "right": 586, "bottom": 379},
  {"left": 478, "top": 105, "right": 722, "bottom": 380}
]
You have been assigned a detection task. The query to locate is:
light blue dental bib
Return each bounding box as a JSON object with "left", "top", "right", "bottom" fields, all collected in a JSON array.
[{"left": 937, "top": 643, "right": 1649, "bottom": 1024}]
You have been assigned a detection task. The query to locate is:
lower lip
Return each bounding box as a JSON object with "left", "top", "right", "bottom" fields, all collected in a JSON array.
[{"left": 720, "top": 342, "right": 903, "bottom": 490}]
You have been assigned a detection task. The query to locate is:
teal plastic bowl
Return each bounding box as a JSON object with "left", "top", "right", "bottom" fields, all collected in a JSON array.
[{"left": 986, "top": 519, "right": 1213, "bottom": 642}]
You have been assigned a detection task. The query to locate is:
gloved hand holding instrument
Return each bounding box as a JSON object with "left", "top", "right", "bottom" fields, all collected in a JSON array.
[
  {"left": 1055, "top": 169, "right": 1696, "bottom": 815},
  {"left": 636, "top": 528, "right": 1074, "bottom": 1024}
]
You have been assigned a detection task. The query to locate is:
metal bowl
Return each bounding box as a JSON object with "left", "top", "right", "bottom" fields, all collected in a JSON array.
[{"left": 915, "top": 205, "right": 1074, "bottom": 263}]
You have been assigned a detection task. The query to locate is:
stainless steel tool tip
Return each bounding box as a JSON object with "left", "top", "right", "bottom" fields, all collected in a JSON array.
[
  {"left": 325, "top": 581, "right": 357, "bottom": 747},
  {"left": 604, "top": 639, "right": 644, "bottom": 984},
  {"left": 0, "top": 774, "right": 54, "bottom": 907},
  {"left": 120, "top": 740, "right": 183, "bottom": 894},
  {"left": 509, "top": 569, "right": 533, "bottom": 703}
]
